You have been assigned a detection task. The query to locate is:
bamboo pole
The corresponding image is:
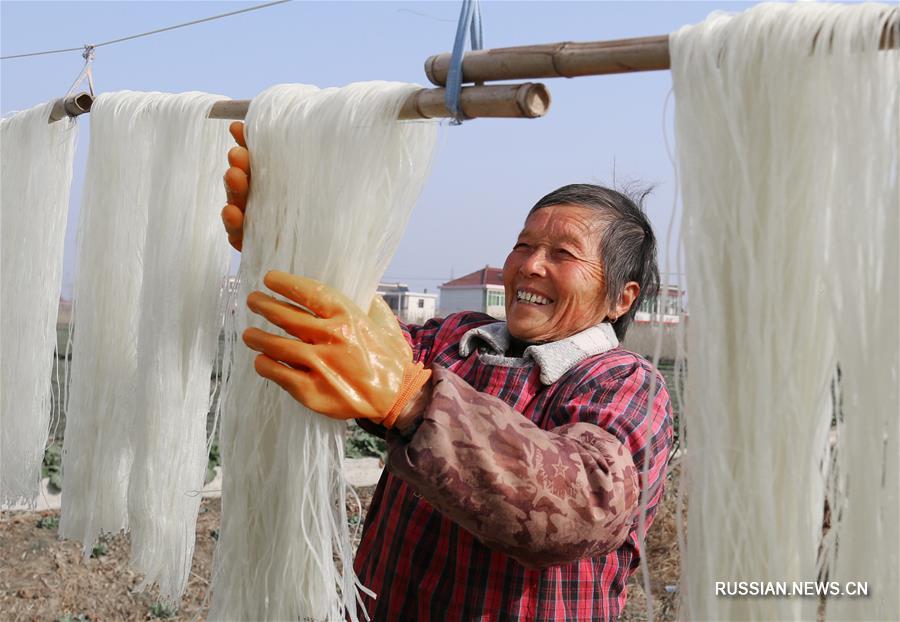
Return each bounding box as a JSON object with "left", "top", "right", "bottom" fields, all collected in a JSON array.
[
  {"left": 47, "top": 92, "right": 94, "bottom": 123},
  {"left": 46, "top": 83, "right": 551, "bottom": 123},
  {"left": 206, "top": 83, "right": 551, "bottom": 120},
  {"left": 425, "top": 16, "right": 899, "bottom": 86},
  {"left": 403, "top": 82, "right": 551, "bottom": 119},
  {"left": 426, "top": 36, "right": 671, "bottom": 86}
]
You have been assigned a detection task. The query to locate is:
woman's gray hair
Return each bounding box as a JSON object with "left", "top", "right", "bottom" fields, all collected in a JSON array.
[{"left": 529, "top": 183, "right": 660, "bottom": 340}]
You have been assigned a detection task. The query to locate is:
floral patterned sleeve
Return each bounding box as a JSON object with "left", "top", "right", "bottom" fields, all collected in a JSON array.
[{"left": 385, "top": 366, "right": 640, "bottom": 569}]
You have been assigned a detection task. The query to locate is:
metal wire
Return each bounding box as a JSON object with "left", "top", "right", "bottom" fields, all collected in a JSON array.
[{"left": 1, "top": 0, "right": 291, "bottom": 60}]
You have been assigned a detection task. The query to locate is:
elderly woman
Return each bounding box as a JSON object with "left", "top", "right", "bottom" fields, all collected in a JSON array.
[{"left": 222, "top": 122, "right": 673, "bottom": 621}]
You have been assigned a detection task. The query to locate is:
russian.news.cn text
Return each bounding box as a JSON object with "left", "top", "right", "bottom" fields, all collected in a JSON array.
[{"left": 715, "top": 581, "right": 869, "bottom": 598}]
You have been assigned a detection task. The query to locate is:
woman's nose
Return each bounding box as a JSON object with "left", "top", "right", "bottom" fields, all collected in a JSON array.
[{"left": 520, "top": 248, "right": 548, "bottom": 277}]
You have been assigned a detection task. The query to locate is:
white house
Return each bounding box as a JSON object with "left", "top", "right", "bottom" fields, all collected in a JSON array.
[
  {"left": 377, "top": 282, "right": 438, "bottom": 325},
  {"left": 438, "top": 266, "right": 506, "bottom": 319}
]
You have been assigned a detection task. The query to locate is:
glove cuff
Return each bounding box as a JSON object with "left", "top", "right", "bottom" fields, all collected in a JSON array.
[{"left": 382, "top": 362, "right": 432, "bottom": 429}]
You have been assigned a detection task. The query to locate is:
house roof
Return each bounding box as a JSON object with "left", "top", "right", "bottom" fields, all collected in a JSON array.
[
  {"left": 377, "top": 282, "right": 410, "bottom": 293},
  {"left": 440, "top": 265, "right": 504, "bottom": 288}
]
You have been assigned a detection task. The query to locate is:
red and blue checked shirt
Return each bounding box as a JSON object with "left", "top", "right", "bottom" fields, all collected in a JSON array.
[{"left": 355, "top": 312, "right": 673, "bottom": 621}]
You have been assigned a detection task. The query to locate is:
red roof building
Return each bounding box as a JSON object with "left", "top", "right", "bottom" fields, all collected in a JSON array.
[
  {"left": 439, "top": 265, "right": 506, "bottom": 319},
  {"left": 440, "top": 266, "right": 504, "bottom": 288}
]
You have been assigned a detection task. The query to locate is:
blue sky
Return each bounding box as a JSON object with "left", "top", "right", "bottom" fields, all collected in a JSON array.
[{"left": 2, "top": 1, "right": 755, "bottom": 298}]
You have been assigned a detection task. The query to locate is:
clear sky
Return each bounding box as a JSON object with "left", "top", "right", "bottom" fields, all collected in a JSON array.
[{"left": 1, "top": 0, "right": 755, "bottom": 298}]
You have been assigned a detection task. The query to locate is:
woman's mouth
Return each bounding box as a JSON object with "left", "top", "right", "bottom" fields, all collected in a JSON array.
[{"left": 516, "top": 289, "right": 553, "bottom": 306}]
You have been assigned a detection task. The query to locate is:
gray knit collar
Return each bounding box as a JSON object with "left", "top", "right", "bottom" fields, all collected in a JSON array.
[{"left": 459, "top": 320, "right": 619, "bottom": 385}]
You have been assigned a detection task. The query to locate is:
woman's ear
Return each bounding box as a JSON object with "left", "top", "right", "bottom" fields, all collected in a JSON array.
[{"left": 609, "top": 282, "right": 640, "bottom": 321}]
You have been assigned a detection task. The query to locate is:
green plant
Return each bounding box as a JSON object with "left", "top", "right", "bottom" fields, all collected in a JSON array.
[
  {"left": 148, "top": 601, "right": 177, "bottom": 619},
  {"left": 90, "top": 542, "right": 108, "bottom": 558},
  {"left": 345, "top": 422, "right": 386, "bottom": 459},
  {"left": 37, "top": 515, "right": 60, "bottom": 529},
  {"left": 42, "top": 442, "right": 63, "bottom": 492},
  {"left": 56, "top": 614, "right": 89, "bottom": 622}
]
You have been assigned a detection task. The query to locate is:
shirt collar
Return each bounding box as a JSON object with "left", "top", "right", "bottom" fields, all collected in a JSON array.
[{"left": 459, "top": 320, "right": 619, "bottom": 385}]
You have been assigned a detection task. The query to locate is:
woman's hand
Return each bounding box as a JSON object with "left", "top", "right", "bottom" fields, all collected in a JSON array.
[
  {"left": 243, "top": 271, "right": 432, "bottom": 429},
  {"left": 221, "top": 121, "right": 250, "bottom": 251}
]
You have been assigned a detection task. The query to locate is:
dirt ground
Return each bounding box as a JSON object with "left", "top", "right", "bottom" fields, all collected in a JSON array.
[
  {"left": 1, "top": 497, "right": 223, "bottom": 621},
  {"left": 1, "top": 466, "right": 682, "bottom": 621}
]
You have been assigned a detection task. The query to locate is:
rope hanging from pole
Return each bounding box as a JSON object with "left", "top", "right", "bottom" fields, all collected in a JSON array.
[{"left": 445, "top": 0, "right": 484, "bottom": 124}]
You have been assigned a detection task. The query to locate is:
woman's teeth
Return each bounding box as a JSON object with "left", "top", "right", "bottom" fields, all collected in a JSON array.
[{"left": 516, "top": 290, "right": 552, "bottom": 305}]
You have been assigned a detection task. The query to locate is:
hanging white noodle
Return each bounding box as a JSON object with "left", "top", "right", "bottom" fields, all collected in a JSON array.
[
  {"left": 670, "top": 4, "right": 898, "bottom": 620},
  {"left": 209, "top": 82, "right": 437, "bottom": 621},
  {"left": 0, "top": 102, "right": 77, "bottom": 507},
  {"left": 61, "top": 92, "right": 156, "bottom": 546},
  {"left": 59, "top": 92, "right": 152, "bottom": 553},
  {"left": 61, "top": 93, "right": 232, "bottom": 605},
  {"left": 125, "top": 92, "right": 232, "bottom": 602},
  {"left": 818, "top": 8, "right": 898, "bottom": 621}
]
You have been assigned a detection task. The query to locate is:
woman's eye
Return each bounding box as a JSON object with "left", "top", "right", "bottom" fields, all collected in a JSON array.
[
  {"left": 513, "top": 243, "right": 530, "bottom": 251},
  {"left": 554, "top": 248, "right": 575, "bottom": 258}
]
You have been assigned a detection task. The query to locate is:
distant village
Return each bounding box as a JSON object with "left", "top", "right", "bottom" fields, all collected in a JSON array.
[{"left": 58, "top": 266, "right": 686, "bottom": 360}]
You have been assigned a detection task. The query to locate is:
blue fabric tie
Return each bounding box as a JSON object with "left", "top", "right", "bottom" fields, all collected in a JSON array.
[{"left": 445, "top": 0, "right": 484, "bottom": 125}]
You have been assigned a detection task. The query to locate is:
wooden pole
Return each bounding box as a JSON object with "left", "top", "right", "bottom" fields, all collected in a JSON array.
[
  {"left": 425, "top": 16, "right": 899, "bottom": 86},
  {"left": 46, "top": 83, "right": 550, "bottom": 123},
  {"left": 206, "top": 83, "right": 551, "bottom": 120},
  {"left": 400, "top": 82, "right": 550, "bottom": 119},
  {"left": 425, "top": 36, "right": 671, "bottom": 86},
  {"left": 47, "top": 92, "right": 94, "bottom": 123}
]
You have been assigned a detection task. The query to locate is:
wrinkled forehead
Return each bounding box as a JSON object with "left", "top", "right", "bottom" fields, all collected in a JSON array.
[{"left": 520, "top": 203, "right": 608, "bottom": 244}]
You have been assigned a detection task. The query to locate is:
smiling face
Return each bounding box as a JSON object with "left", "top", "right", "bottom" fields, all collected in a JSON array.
[{"left": 503, "top": 204, "right": 612, "bottom": 343}]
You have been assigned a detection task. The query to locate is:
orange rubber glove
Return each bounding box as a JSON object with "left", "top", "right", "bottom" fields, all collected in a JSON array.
[
  {"left": 243, "top": 270, "right": 432, "bottom": 429},
  {"left": 221, "top": 121, "right": 250, "bottom": 252}
]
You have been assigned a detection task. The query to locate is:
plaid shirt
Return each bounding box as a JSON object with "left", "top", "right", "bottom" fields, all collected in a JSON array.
[{"left": 355, "top": 312, "right": 673, "bottom": 621}]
